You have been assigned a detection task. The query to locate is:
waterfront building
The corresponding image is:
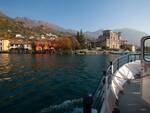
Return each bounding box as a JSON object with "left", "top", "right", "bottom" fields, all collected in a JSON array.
[
  {"left": 24, "top": 44, "right": 32, "bottom": 50},
  {"left": 0, "top": 39, "right": 10, "bottom": 51},
  {"left": 0, "top": 40, "right": 2, "bottom": 51},
  {"left": 43, "top": 41, "right": 49, "bottom": 50},
  {"left": 9, "top": 39, "right": 32, "bottom": 53},
  {"left": 33, "top": 39, "right": 57, "bottom": 54},
  {"left": 97, "top": 30, "right": 121, "bottom": 49},
  {"left": 35, "top": 41, "right": 43, "bottom": 51},
  {"left": 41, "top": 35, "right": 46, "bottom": 39},
  {"left": 132, "top": 45, "right": 136, "bottom": 52}
]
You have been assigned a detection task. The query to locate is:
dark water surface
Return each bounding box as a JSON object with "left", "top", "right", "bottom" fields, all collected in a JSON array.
[{"left": 0, "top": 54, "right": 118, "bottom": 113}]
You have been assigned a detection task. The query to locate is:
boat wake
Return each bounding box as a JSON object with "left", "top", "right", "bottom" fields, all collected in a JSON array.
[{"left": 39, "top": 98, "right": 83, "bottom": 113}]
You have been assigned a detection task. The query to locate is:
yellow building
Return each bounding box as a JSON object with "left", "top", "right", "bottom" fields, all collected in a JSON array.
[
  {"left": 0, "top": 40, "right": 2, "bottom": 51},
  {"left": 0, "top": 39, "right": 10, "bottom": 51}
]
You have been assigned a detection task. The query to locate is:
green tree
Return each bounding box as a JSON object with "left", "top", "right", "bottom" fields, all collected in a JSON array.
[
  {"left": 102, "top": 46, "right": 109, "bottom": 50},
  {"left": 76, "top": 29, "right": 86, "bottom": 49},
  {"left": 120, "top": 44, "right": 132, "bottom": 51}
]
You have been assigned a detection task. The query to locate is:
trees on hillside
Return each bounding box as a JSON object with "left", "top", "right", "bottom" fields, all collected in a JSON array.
[
  {"left": 55, "top": 37, "right": 79, "bottom": 51},
  {"left": 0, "top": 31, "right": 13, "bottom": 39}
]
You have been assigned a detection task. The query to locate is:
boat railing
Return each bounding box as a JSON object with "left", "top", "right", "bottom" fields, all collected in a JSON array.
[{"left": 83, "top": 53, "right": 141, "bottom": 113}]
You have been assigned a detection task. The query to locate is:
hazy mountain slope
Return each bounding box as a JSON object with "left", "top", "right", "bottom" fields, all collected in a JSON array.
[
  {"left": 113, "top": 28, "right": 148, "bottom": 45},
  {"left": 15, "top": 17, "right": 65, "bottom": 31},
  {"left": 86, "top": 28, "right": 148, "bottom": 45},
  {"left": 0, "top": 11, "right": 9, "bottom": 18},
  {"left": 85, "top": 29, "right": 103, "bottom": 38}
]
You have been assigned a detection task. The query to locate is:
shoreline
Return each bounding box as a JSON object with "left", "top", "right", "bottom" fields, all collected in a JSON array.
[{"left": 0, "top": 50, "right": 130, "bottom": 55}]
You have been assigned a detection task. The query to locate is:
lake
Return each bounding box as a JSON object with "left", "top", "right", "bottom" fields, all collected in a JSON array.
[{"left": 0, "top": 54, "right": 119, "bottom": 113}]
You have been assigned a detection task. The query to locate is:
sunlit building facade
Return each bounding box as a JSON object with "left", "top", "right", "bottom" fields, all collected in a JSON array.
[
  {"left": 97, "top": 30, "right": 121, "bottom": 49},
  {"left": 0, "top": 39, "right": 10, "bottom": 51}
]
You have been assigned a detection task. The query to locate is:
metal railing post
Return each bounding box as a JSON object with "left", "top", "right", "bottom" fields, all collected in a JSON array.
[
  {"left": 128, "top": 54, "right": 129, "bottom": 63},
  {"left": 83, "top": 95, "right": 93, "bottom": 113},
  {"left": 110, "top": 61, "right": 113, "bottom": 74},
  {"left": 117, "top": 59, "right": 119, "bottom": 70},
  {"left": 130, "top": 54, "right": 132, "bottom": 62}
]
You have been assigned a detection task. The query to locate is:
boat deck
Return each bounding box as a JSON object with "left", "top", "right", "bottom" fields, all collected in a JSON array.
[{"left": 119, "top": 77, "right": 150, "bottom": 113}]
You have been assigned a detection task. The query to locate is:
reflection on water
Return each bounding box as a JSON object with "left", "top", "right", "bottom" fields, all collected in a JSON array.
[
  {"left": 0, "top": 54, "right": 11, "bottom": 73},
  {"left": 0, "top": 54, "right": 119, "bottom": 113}
]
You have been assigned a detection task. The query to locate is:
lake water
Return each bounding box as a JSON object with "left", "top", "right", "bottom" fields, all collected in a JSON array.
[{"left": 0, "top": 54, "right": 119, "bottom": 113}]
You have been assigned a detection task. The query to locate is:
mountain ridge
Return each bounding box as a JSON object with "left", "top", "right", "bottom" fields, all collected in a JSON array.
[
  {"left": 0, "top": 11, "right": 148, "bottom": 45},
  {"left": 15, "top": 17, "right": 65, "bottom": 31}
]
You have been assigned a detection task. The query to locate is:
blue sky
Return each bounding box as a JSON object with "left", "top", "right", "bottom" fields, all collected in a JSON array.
[{"left": 0, "top": 0, "right": 150, "bottom": 33}]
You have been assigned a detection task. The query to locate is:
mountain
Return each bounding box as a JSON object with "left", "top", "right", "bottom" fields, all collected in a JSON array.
[
  {"left": 0, "top": 11, "right": 9, "bottom": 18},
  {"left": 0, "top": 12, "right": 76, "bottom": 39},
  {"left": 113, "top": 28, "right": 148, "bottom": 45},
  {"left": 15, "top": 17, "right": 65, "bottom": 31},
  {"left": 85, "top": 28, "right": 148, "bottom": 45},
  {"left": 0, "top": 11, "right": 148, "bottom": 45},
  {"left": 14, "top": 17, "right": 77, "bottom": 37},
  {"left": 0, "top": 12, "right": 33, "bottom": 38},
  {"left": 85, "top": 29, "right": 103, "bottom": 38}
]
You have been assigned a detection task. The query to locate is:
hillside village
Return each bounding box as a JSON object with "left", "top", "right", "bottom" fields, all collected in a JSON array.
[
  {"left": 0, "top": 12, "right": 136, "bottom": 54},
  {"left": 0, "top": 33, "right": 79, "bottom": 54}
]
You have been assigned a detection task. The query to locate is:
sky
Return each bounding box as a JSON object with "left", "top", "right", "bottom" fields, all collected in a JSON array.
[{"left": 0, "top": 0, "right": 150, "bottom": 33}]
